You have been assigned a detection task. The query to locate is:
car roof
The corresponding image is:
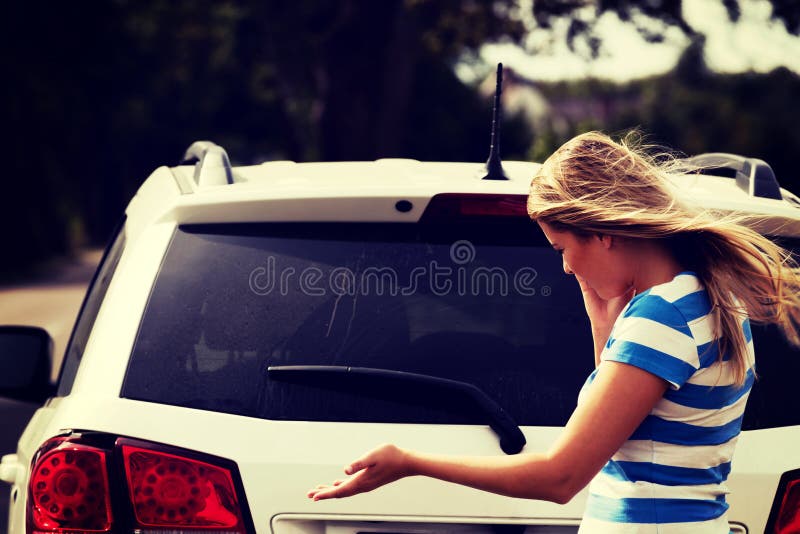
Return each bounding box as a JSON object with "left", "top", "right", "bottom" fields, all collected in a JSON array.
[
  {"left": 123, "top": 156, "right": 800, "bottom": 244},
  {"left": 175, "top": 159, "right": 536, "bottom": 195}
]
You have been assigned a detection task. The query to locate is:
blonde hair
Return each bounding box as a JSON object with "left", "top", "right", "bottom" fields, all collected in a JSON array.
[{"left": 527, "top": 131, "right": 800, "bottom": 386}]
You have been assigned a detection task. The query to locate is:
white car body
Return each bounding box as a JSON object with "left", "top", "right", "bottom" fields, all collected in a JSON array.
[{"left": 3, "top": 150, "right": 799, "bottom": 534}]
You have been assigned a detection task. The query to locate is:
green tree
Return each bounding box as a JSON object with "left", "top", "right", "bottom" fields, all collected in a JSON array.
[
  {"left": 523, "top": 40, "right": 800, "bottom": 193},
  {"left": 2, "top": 0, "right": 798, "bottom": 277}
]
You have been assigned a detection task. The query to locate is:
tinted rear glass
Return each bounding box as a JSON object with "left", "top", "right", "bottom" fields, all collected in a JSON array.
[
  {"left": 122, "top": 221, "right": 594, "bottom": 426},
  {"left": 742, "top": 237, "right": 800, "bottom": 430},
  {"left": 121, "top": 224, "right": 800, "bottom": 429}
]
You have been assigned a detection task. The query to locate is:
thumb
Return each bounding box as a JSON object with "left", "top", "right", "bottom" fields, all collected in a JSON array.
[
  {"left": 345, "top": 452, "right": 375, "bottom": 475},
  {"left": 575, "top": 276, "right": 591, "bottom": 292}
]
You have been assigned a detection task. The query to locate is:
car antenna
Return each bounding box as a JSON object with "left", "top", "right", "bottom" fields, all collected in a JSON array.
[{"left": 482, "top": 63, "right": 508, "bottom": 180}]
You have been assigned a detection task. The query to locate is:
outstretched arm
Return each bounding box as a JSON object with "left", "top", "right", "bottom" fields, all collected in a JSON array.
[{"left": 307, "top": 360, "right": 668, "bottom": 503}]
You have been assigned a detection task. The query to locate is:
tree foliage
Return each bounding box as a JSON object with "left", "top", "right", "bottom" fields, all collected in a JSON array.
[
  {"left": 0, "top": 0, "right": 527, "bottom": 277},
  {"left": 0, "top": 0, "right": 798, "bottom": 277},
  {"left": 532, "top": 0, "right": 799, "bottom": 57},
  {"left": 526, "top": 41, "right": 800, "bottom": 193}
]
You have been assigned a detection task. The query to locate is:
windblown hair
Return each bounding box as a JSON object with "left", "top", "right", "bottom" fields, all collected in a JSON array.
[{"left": 528, "top": 131, "right": 800, "bottom": 386}]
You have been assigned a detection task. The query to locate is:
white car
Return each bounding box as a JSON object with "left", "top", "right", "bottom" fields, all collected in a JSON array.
[{"left": 1, "top": 141, "right": 799, "bottom": 534}]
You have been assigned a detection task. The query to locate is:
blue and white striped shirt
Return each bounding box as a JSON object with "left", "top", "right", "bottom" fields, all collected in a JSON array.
[{"left": 578, "top": 272, "right": 754, "bottom": 533}]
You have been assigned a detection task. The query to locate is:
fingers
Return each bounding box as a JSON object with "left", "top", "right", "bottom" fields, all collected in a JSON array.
[
  {"left": 310, "top": 444, "right": 403, "bottom": 502},
  {"left": 307, "top": 477, "right": 364, "bottom": 501},
  {"left": 306, "top": 480, "right": 344, "bottom": 495},
  {"left": 306, "top": 484, "right": 337, "bottom": 500},
  {"left": 307, "top": 487, "right": 334, "bottom": 501},
  {"left": 309, "top": 486, "right": 343, "bottom": 501},
  {"left": 576, "top": 276, "right": 597, "bottom": 297}
]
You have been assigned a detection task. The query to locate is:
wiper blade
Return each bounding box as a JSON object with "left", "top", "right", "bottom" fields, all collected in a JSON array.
[{"left": 267, "top": 365, "right": 526, "bottom": 455}]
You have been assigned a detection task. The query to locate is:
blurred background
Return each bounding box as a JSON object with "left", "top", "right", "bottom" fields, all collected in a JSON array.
[
  {"left": 0, "top": 0, "right": 799, "bottom": 528},
  {"left": 2, "top": 0, "right": 800, "bottom": 281}
]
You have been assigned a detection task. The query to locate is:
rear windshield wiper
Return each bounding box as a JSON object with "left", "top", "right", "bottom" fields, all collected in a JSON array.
[{"left": 267, "top": 365, "right": 526, "bottom": 454}]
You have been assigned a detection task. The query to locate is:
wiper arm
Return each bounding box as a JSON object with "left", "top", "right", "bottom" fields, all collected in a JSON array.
[{"left": 267, "top": 365, "right": 526, "bottom": 455}]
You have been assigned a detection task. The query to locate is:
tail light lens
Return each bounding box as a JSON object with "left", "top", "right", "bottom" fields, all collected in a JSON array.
[
  {"left": 769, "top": 469, "right": 800, "bottom": 533},
  {"left": 28, "top": 438, "right": 112, "bottom": 533},
  {"left": 121, "top": 442, "right": 245, "bottom": 532},
  {"left": 27, "top": 435, "right": 250, "bottom": 534},
  {"left": 420, "top": 193, "right": 529, "bottom": 221}
]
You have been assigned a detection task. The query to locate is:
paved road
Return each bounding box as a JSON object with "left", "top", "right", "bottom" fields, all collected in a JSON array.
[
  {"left": 0, "top": 249, "right": 101, "bottom": 380},
  {"left": 0, "top": 250, "right": 100, "bottom": 533}
]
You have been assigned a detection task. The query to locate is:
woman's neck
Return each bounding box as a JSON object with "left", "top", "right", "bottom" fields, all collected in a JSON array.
[{"left": 630, "top": 241, "right": 686, "bottom": 295}]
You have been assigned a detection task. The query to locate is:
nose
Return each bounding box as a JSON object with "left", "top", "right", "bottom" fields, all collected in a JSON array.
[{"left": 562, "top": 257, "right": 573, "bottom": 275}]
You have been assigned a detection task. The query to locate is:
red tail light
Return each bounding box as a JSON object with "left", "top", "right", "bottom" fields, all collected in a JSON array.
[
  {"left": 28, "top": 438, "right": 112, "bottom": 533},
  {"left": 121, "top": 442, "right": 245, "bottom": 532},
  {"left": 769, "top": 469, "right": 800, "bottom": 533},
  {"left": 27, "top": 435, "right": 250, "bottom": 534}
]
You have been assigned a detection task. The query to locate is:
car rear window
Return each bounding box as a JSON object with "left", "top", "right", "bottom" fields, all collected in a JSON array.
[
  {"left": 121, "top": 224, "right": 800, "bottom": 429},
  {"left": 122, "top": 221, "right": 594, "bottom": 426},
  {"left": 742, "top": 237, "right": 800, "bottom": 430}
]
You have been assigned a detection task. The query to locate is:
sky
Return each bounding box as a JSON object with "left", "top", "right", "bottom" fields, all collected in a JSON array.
[{"left": 456, "top": 0, "right": 800, "bottom": 84}]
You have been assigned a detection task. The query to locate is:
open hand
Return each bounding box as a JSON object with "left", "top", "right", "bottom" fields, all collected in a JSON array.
[{"left": 307, "top": 444, "right": 411, "bottom": 501}]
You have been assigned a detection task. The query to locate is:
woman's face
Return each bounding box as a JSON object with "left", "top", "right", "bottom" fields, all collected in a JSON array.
[{"left": 537, "top": 220, "right": 634, "bottom": 299}]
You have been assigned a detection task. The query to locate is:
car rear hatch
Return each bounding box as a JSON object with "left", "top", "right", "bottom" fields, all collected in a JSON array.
[
  {"left": 51, "top": 192, "right": 797, "bottom": 533},
  {"left": 112, "top": 195, "right": 598, "bottom": 530}
]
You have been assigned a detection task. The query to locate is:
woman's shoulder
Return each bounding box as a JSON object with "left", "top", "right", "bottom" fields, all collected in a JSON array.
[
  {"left": 624, "top": 271, "right": 711, "bottom": 325},
  {"left": 646, "top": 271, "right": 704, "bottom": 301}
]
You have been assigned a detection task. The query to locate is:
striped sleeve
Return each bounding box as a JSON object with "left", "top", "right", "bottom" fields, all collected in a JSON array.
[{"left": 603, "top": 293, "right": 698, "bottom": 390}]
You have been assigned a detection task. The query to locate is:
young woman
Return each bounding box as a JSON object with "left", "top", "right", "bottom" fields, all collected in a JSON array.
[{"left": 307, "top": 132, "right": 800, "bottom": 532}]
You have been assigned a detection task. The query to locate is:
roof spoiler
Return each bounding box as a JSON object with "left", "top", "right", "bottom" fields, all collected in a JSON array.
[{"left": 685, "top": 152, "right": 781, "bottom": 200}]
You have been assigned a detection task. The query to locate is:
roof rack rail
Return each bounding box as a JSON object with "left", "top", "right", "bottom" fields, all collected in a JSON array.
[
  {"left": 181, "top": 141, "right": 234, "bottom": 187},
  {"left": 685, "top": 152, "right": 781, "bottom": 200}
]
